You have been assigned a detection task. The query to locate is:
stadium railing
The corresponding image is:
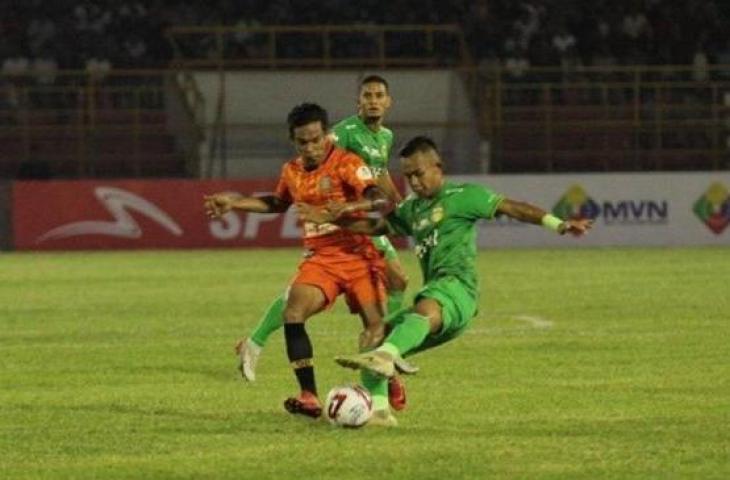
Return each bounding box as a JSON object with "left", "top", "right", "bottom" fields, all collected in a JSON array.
[
  {"left": 3, "top": 22, "right": 728, "bottom": 178},
  {"left": 167, "top": 24, "right": 728, "bottom": 173},
  {"left": 166, "top": 24, "right": 470, "bottom": 69},
  {"left": 478, "top": 64, "right": 730, "bottom": 172},
  {"left": 0, "top": 70, "right": 204, "bottom": 179}
]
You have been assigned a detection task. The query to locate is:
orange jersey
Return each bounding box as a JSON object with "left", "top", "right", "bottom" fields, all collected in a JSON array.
[{"left": 274, "top": 144, "right": 376, "bottom": 251}]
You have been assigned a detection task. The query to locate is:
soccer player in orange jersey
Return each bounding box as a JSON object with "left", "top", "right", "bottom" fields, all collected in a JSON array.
[{"left": 204, "top": 103, "right": 395, "bottom": 423}]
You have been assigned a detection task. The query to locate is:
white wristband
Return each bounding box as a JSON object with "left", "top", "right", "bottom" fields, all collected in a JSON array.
[{"left": 541, "top": 214, "right": 564, "bottom": 233}]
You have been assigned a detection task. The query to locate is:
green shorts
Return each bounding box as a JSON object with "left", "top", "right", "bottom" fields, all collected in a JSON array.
[
  {"left": 371, "top": 235, "right": 398, "bottom": 261},
  {"left": 393, "top": 276, "right": 477, "bottom": 355}
]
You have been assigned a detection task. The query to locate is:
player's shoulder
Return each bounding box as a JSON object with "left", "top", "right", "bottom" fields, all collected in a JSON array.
[
  {"left": 442, "top": 182, "right": 470, "bottom": 196},
  {"left": 332, "top": 146, "right": 365, "bottom": 165},
  {"left": 332, "top": 115, "right": 359, "bottom": 136},
  {"left": 333, "top": 115, "right": 360, "bottom": 131},
  {"left": 330, "top": 148, "right": 373, "bottom": 182},
  {"left": 280, "top": 156, "right": 300, "bottom": 173},
  {"left": 281, "top": 156, "right": 311, "bottom": 181},
  {"left": 446, "top": 182, "right": 492, "bottom": 195}
]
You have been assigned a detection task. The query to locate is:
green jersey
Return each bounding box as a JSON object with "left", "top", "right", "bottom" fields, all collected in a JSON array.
[
  {"left": 386, "top": 182, "right": 504, "bottom": 295},
  {"left": 332, "top": 115, "right": 393, "bottom": 178}
]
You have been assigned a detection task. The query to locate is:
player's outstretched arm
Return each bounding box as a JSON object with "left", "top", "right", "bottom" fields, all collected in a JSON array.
[
  {"left": 325, "top": 185, "right": 393, "bottom": 220},
  {"left": 296, "top": 203, "right": 390, "bottom": 235},
  {"left": 204, "top": 193, "right": 289, "bottom": 218},
  {"left": 376, "top": 171, "right": 403, "bottom": 204},
  {"left": 336, "top": 217, "right": 390, "bottom": 236},
  {"left": 496, "top": 198, "right": 593, "bottom": 236}
]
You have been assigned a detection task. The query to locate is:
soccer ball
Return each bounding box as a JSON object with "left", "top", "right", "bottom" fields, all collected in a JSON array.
[{"left": 325, "top": 385, "right": 373, "bottom": 428}]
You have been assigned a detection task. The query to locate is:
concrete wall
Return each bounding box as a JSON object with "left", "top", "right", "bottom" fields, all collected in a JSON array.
[{"left": 193, "top": 70, "right": 480, "bottom": 177}]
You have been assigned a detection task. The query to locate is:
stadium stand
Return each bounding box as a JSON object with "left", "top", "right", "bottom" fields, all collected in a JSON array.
[{"left": 0, "top": 0, "right": 728, "bottom": 177}]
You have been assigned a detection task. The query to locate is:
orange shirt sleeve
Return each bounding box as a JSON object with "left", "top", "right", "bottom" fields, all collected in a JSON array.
[{"left": 337, "top": 152, "right": 376, "bottom": 197}]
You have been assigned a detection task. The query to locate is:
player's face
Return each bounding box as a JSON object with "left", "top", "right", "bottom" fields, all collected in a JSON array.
[
  {"left": 292, "top": 121, "right": 328, "bottom": 166},
  {"left": 401, "top": 151, "right": 444, "bottom": 198},
  {"left": 358, "top": 82, "right": 391, "bottom": 121}
]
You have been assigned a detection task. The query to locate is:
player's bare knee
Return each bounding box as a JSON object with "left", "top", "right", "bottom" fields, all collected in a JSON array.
[
  {"left": 386, "top": 263, "right": 408, "bottom": 291},
  {"left": 283, "top": 307, "right": 307, "bottom": 324},
  {"left": 387, "top": 274, "right": 408, "bottom": 292}
]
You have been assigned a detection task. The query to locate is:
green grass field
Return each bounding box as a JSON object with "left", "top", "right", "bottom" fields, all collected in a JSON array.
[{"left": 1, "top": 247, "right": 728, "bottom": 479}]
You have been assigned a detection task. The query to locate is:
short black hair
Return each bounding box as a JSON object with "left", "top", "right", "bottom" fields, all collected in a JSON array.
[
  {"left": 287, "top": 103, "right": 328, "bottom": 138},
  {"left": 360, "top": 74, "right": 389, "bottom": 92},
  {"left": 399, "top": 136, "right": 439, "bottom": 158}
]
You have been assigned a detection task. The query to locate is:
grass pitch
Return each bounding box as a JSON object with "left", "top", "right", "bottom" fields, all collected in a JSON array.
[{"left": 1, "top": 247, "right": 728, "bottom": 479}]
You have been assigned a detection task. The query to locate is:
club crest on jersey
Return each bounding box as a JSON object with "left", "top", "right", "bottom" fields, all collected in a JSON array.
[
  {"left": 356, "top": 165, "right": 373, "bottom": 180},
  {"left": 319, "top": 176, "right": 332, "bottom": 192}
]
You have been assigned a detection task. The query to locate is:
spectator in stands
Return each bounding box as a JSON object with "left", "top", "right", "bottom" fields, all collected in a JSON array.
[{"left": 0, "top": 0, "right": 727, "bottom": 74}]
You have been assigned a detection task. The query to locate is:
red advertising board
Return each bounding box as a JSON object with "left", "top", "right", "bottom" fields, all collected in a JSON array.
[{"left": 13, "top": 179, "right": 305, "bottom": 250}]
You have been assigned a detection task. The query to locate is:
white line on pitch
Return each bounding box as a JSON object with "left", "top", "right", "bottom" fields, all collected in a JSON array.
[{"left": 511, "top": 314, "right": 553, "bottom": 329}]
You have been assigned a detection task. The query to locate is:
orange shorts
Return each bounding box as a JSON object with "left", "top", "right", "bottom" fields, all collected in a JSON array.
[{"left": 291, "top": 252, "right": 386, "bottom": 314}]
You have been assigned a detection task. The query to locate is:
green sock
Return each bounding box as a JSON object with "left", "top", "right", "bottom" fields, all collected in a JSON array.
[
  {"left": 360, "top": 341, "right": 389, "bottom": 411},
  {"left": 361, "top": 371, "right": 388, "bottom": 411},
  {"left": 249, "top": 294, "right": 286, "bottom": 347},
  {"left": 381, "top": 312, "right": 431, "bottom": 357},
  {"left": 386, "top": 289, "right": 405, "bottom": 315}
]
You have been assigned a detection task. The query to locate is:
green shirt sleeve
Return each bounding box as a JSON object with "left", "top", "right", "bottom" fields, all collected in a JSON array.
[
  {"left": 457, "top": 184, "right": 505, "bottom": 220},
  {"left": 385, "top": 200, "right": 413, "bottom": 236}
]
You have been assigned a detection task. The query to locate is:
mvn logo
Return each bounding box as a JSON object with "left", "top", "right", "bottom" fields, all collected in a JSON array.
[
  {"left": 552, "top": 185, "right": 668, "bottom": 224},
  {"left": 693, "top": 182, "right": 730, "bottom": 235},
  {"left": 552, "top": 185, "right": 600, "bottom": 221}
]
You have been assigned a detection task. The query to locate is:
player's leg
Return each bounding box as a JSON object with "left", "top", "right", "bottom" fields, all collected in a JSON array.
[
  {"left": 336, "top": 299, "right": 439, "bottom": 377},
  {"left": 372, "top": 235, "right": 408, "bottom": 313},
  {"left": 343, "top": 270, "right": 398, "bottom": 426},
  {"left": 384, "top": 255, "right": 407, "bottom": 313},
  {"left": 356, "top": 302, "right": 392, "bottom": 419},
  {"left": 235, "top": 292, "right": 286, "bottom": 382},
  {"left": 281, "top": 280, "right": 332, "bottom": 419},
  {"left": 375, "top": 236, "right": 419, "bottom": 375},
  {"left": 337, "top": 277, "right": 475, "bottom": 378}
]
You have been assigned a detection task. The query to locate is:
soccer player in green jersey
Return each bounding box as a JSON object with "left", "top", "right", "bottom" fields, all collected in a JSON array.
[
  {"left": 237, "top": 76, "right": 412, "bottom": 392},
  {"left": 300, "top": 136, "right": 592, "bottom": 411}
]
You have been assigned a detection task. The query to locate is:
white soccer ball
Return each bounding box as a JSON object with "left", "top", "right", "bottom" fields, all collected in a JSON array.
[{"left": 325, "top": 385, "right": 373, "bottom": 428}]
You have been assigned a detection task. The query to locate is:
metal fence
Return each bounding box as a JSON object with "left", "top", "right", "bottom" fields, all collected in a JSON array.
[{"left": 0, "top": 70, "right": 204, "bottom": 179}]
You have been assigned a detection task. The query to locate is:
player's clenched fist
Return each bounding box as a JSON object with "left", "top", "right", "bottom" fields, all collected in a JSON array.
[
  {"left": 560, "top": 218, "right": 593, "bottom": 236},
  {"left": 204, "top": 193, "right": 237, "bottom": 218}
]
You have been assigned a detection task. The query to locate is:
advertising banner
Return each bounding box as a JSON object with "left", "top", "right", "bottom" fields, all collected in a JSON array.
[
  {"left": 451, "top": 172, "right": 730, "bottom": 248},
  {"left": 11, "top": 173, "right": 730, "bottom": 250},
  {"left": 12, "top": 179, "right": 304, "bottom": 250}
]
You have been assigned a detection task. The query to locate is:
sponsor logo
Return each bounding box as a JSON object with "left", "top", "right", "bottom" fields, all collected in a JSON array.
[
  {"left": 552, "top": 184, "right": 668, "bottom": 225},
  {"left": 431, "top": 205, "right": 444, "bottom": 223},
  {"left": 37, "top": 187, "right": 182, "bottom": 243},
  {"left": 414, "top": 229, "right": 438, "bottom": 259},
  {"left": 693, "top": 182, "right": 730, "bottom": 234},
  {"left": 356, "top": 165, "right": 373, "bottom": 181},
  {"left": 369, "top": 166, "right": 386, "bottom": 178},
  {"left": 361, "top": 145, "right": 382, "bottom": 159}
]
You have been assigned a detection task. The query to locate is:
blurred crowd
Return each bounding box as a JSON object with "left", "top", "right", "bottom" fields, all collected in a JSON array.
[{"left": 1, "top": 0, "right": 728, "bottom": 78}]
